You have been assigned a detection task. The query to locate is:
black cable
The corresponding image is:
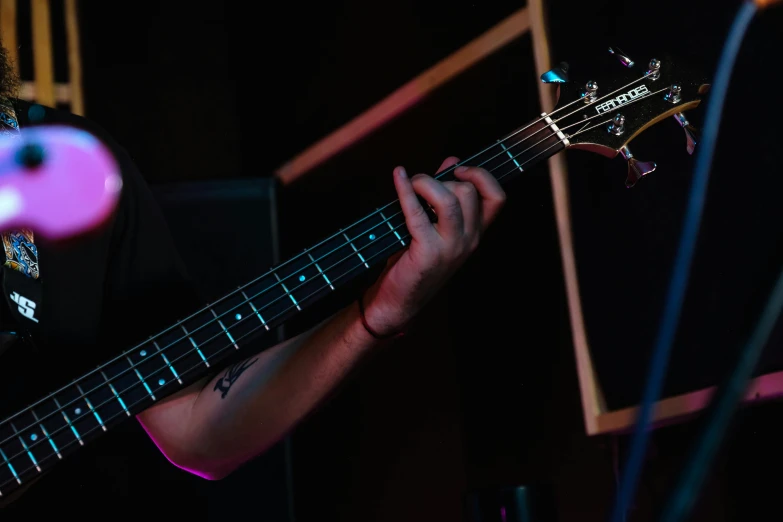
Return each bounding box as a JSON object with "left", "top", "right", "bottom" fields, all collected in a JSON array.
[{"left": 608, "top": 2, "right": 758, "bottom": 520}]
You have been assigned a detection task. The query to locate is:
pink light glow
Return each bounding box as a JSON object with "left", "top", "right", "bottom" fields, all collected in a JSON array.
[
  {"left": 0, "top": 126, "right": 121, "bottom": 239},
  {"left": 137, "top": 417, "right": 215, "bottom": 479}
]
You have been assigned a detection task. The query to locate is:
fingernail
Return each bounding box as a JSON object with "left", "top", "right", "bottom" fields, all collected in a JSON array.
[
  {"left": 455, "top": 166, "right": 468, "bottom": 174},
  {"left": 397, "top": 167, "right": 407, "bottom": 178}
]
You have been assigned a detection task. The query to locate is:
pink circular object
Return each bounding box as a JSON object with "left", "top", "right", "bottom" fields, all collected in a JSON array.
[{"left": 0, "top": 125, "right": 122, "bottom": 239}]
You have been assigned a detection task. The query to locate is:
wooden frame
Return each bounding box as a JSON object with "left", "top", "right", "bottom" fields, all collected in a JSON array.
[
  {"left": 527, "top": 0, "right": 606, "bottom": 437},
  {"left": 275, "top": 7, "right": 531, "bottom": 185},
  {"left": 273, "top": 3, "right": 783, "bottom": 435},
  {"left": 528, "top": 0, "right": 783, "bottom": 435},
  {"left": 0, "top": 0, "right": 84, "bottom": 115}
]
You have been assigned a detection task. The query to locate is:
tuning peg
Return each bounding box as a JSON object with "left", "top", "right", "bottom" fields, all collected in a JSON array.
[
  {"left": 620, "top": 145, "right": 657, "bottom": 188},
  {"left": 540, "top": 62, "right": 569, "bottom": 83},
  {"left": 673, "top": 112, "right": 698, "bottom": 155},
  {"left": 608, "top": 47, "right": 635, "bottom": 67},
  {"left": 647, "top": 58, "right": 661, "bottom": 80}
]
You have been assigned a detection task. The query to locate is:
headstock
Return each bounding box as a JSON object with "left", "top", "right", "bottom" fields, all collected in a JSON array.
[
  {"left": 0, "top": 126, "right": 121, "bottom": 238},
  {"left": 541, "top": 51, "right": 710, "bottom": 187}
]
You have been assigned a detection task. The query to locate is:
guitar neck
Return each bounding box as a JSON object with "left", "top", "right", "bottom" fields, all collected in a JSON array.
[{"left": 0, "top": 114, "right": 567, "bottom": 499}]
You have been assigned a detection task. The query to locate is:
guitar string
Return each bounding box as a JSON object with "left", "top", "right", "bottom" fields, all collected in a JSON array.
[
  {"left": 0, "top": 118, "right": 569, "bottom": 435},
  {"left": 0, "top": 77, "right": 664, "bottom": 467},
  {"left": 425, "top": 69, "right": 657, "bottom": 190},
  {"left": 0, "top": 78, "right": 665, "bottom": 462},
  {"left": 0, "top": 121, "right": 575, "bottom": 440},
  {"left": 0, "top": 126, "right": 600, "bottom": 488},
  {"left": 0, "top": 83, "right": 662, "bottom": 463},
  {"left": 28, "top": 66, "right": 655, "bottom": 407},
  {"left": 0, "top": 131, "right": 585, "bottom": 489},
  {"left": 2, "top": 236, "right": 422, "bottom": 490},
  {"left": 0, "top": 67, "right": 657, "bottom": 439},
  {"left": 479, "top": 69, "right": 657, "bottom": 165},
  {"left": 0, "top": 122, "right": 567, "bottom": 459}
]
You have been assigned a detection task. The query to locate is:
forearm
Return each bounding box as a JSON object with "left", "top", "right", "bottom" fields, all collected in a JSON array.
[
  {"left": 139, "top": 161, "right": 505, "bottom": 479},
  {"left": 138, "top": 300, "right": 380, "bottom": 479}
]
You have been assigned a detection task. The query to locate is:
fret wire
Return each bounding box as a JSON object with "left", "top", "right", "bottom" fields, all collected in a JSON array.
[
  {"left": 101, "top": 371, "right": 131, "bottom": 416},
  {"left": 273, "top": 272, "right": 301, "bottom": 311},
  {"left": 379, "top": 210, "right": 406, "bottom": 246},
  {"left": 10, "top": 422, "right": 40, "bottom": 472},
  {"left": 153, "top": 340, "right": 182, "bottom": 384},
  {"left": 52, "top": 398, "right": 83, "bottom": 446},
  {"left": 499, "top": 141, "right": 524, "bottom": 173},
  {"left": 0, "top": 446, "right": 20, "bottom": 485},
  {"left": 126, "top": 355, "right": 156, "bottom": 401},
  {"left": 488, "top": 130, "right": 567, "bottom": 176},
  {"left": 74, "top": 384, "right": 106, "bottom": 432},
  {"left": 343, "top": 232, "right": 370, "bottom": 268},
  {"left": 241, "top": 290, "right": 269, "bottom": 330},
  {"left": 482, "top": 115, "right": 612, "bottom": 184},
  {"left": 479, "top": 120, "right": 564, "bottom": 174},
  {"left": 0, "top": 122, "right": 576, "bottom": 479},
  {"left": 307, "top": 253, "right": 334, "bottom": 290},
  {"left": 31, "top": 410, "right": 61, "bottom": 458},
  {"left": 210, "top": 308, "right": 239, "bottom": 349},
  {"left": 180, "top": 325, "right": 210, "bottom": 367}
]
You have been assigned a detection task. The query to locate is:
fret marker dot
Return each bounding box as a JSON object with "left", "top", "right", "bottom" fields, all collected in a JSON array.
[
  {"left": 30, "top": 433, "right": 37, "bottom": 441},
  {"left": 74, "top": 408, "right": 82, "bottom": 415},
  {"left": 158, "top": 378, "right": 165, "bottom": 386},
  {"left": 140, "top": 350, "right": 147, "bottom": 357},
  {"left": 235, "top": 313, "right": 242, "bottom": 321},
  {"left": 299, "top": 275, "right": 306, "bottom": 282},
  {"left": 369, "top": 234, "right": 376, "bottom": 240}
]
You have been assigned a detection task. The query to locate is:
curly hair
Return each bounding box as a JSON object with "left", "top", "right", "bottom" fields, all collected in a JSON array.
[{"left": 0, "top": 42, "right": 20, "bottom": 102}]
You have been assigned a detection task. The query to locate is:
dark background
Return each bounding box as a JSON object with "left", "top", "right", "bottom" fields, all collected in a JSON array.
[{"left": 29, "top": 0, "right": 783, "bottom": 520}]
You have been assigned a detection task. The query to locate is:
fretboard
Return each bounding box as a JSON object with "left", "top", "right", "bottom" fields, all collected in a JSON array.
[{"left": 0, "top": 114, "right": 567, "bottom": 500}]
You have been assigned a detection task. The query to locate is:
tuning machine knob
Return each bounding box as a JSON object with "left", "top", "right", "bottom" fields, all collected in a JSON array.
[
  {"left": 664, "top": 83, "right": 682, "bottom": 104},
  {"left": 673, "top": 112, "right": 698, "bottom": 155},
  {"left": 607, "top": 113, "right": 625, "bottom": 135},
  {"left": 608, "top": 46, "right": 635, "bottom": 67},
  {"left": 647, "top": 58, "right": 661, "bottom": 80},
  {"left": 620, "top": 145, "right": 657, "bottom": 188},
  {"left": 583, "top": 80, "right": 598, "bottom": 103},
  {"left": 540, "top": 62, "right": 569, "bottom": 83}
]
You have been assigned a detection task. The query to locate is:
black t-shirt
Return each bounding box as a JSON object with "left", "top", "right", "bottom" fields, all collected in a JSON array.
[{"left": 0, "top": 101, "right": 206, "bottom": 515}]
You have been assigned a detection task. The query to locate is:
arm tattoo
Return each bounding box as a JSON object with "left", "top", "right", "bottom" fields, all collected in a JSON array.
[{"left": 213, "top": 358, "right": 258, "bottom": 399}]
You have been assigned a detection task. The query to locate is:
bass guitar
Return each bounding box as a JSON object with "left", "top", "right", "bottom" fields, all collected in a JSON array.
[{"left": 0, "top": 53, "right": 708, "bottom": 502}]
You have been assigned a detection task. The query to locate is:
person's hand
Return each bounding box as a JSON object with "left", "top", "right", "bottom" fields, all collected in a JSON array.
[{"left": 361, "top": 156, "right": 506, "bottom": 337}]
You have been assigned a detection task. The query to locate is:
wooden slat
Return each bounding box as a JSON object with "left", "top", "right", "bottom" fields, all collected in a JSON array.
[
  {"left": 0, "top": 0, "right": 18, "bottom": 73},
  {"left": 30, "top": 0, "right": 55, "bottom": 107},
  {"left": 64, "top": 0, "right": 82, "bottom": 114},
  {"left": 595, "top": 370, "right": 783, "bottom": 434},
  {"left": 529, "top": 0, "right": 608, "bottom": 435},
  {"left": 19, "top": 80, "right": 70, "bottom": 102},
  {"left": 276, "top": 7, "right": 531, "bottom": 185}
]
